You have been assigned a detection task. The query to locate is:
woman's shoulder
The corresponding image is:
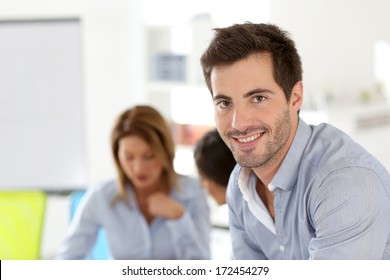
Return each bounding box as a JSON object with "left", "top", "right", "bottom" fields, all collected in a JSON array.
[{"left": 87, "top": 178, "right": 118, "bottom": 200}]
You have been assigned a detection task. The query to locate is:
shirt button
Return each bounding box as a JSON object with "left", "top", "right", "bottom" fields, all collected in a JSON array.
[{"left": 279, "top": 245, "right": 285, "bottom": 252}]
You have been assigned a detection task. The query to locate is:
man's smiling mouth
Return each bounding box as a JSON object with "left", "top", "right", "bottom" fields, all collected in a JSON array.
[{"left": 235, "top": 132, "right": 264, "bottom": 143}]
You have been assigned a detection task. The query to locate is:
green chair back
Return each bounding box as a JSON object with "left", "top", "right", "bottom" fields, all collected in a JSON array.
[{"left": 0, "top": 191, "right": 46, "bottom": 259}]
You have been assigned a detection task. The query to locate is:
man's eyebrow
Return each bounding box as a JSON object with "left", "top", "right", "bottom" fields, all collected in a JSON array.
[
  {"left": 212, "top": 94, "right": 231, "bottom": 102},
  {"left": 243, "top": 88, "right": 275, "bottom": 99}
]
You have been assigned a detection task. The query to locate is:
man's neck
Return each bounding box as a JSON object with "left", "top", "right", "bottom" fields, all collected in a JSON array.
[{"left": 256, "top": 179, "right": 275, "bottom": 221}]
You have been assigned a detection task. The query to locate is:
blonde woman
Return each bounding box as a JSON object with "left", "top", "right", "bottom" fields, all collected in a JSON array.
[{"left": 57, "top": 105, "right": 210, "bottom": 259}]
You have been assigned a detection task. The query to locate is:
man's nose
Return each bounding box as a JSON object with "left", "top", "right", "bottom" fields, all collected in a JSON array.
[{"left": 231, "top": 106, "right": 250, "bottom": 131}]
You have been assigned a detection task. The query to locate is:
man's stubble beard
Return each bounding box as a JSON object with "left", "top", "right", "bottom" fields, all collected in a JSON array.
[{"left": 232, "top": 109, "right": 292, "bottom": 169}]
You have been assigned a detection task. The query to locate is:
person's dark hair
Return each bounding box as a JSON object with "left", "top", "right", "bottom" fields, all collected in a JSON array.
[
  {"left": 200, "top": 22, "right": 302, "bottom": 101},
  {"left": 194, "top": 129, "right": 236, "bottom": 187}
]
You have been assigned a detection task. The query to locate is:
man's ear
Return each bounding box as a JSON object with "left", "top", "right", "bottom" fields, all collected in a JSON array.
[{"left": 290, "top": 81, "right": 303, "bottom": 111}]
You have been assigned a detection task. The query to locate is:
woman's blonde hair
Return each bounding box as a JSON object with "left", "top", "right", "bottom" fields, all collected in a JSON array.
[{"left": 111, "top": 105, "right": 177, "bottom": 204}]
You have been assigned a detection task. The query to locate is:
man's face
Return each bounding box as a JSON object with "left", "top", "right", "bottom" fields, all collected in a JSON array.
[{"left": 210, "top": 53, "right": 302, "bottom": 170}]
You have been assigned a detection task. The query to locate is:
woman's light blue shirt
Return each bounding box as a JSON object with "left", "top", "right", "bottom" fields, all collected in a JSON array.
[
  {"left": 228, "top": 118, "right": 390, "bottom": 259},
  {"left": 57, "top": 175, "right": 211, "bottom": 259}
]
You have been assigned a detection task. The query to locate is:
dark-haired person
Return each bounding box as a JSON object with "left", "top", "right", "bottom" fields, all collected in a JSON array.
[
  {"left": 200, "top": 22, "right": 390, "bottom": 259},
  {"left": 194, "top": 129, "right": 236, "bottom": 205},
  {"left": 57, "top": 105, "right": 210, "bottom": 260}
]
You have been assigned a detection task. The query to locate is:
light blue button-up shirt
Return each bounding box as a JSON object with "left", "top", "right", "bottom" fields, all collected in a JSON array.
[
  {"left": 57, "top": 175, "right": 211, "bottom": 259},
  {"left": 228, "top": 118, "right": 390, "bottom": 259}
]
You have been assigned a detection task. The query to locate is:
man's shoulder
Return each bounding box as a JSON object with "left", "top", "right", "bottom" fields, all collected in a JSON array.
[
  {"left": 305, "top": 122, "right": 368, "bottom": 165},
  {"left": 304, "top": 123, "right": 390, "bottom": 185}
]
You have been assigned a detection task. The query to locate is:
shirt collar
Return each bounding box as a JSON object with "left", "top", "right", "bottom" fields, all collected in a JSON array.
[
  {"left": 237, "top": 166, "right": 276, "bottom": 234},
  {"left": 237, "top": 167, "right": 254, "bottom": 199},
  {"left": 271, "top": 117, "right": 312, "bottom": 191}
]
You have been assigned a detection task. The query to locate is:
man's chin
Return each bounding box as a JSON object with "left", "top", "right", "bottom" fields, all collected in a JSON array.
[
  {"left": 236, "top": 159, "right": 259, "bottom": 169},
  {"left": 236, "top": 155, "right": 269, "bottom": 169}
]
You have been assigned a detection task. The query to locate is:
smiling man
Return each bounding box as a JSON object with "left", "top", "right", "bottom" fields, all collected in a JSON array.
[{"left": 200, "top": 22, "right": 390, "bottom": 259}]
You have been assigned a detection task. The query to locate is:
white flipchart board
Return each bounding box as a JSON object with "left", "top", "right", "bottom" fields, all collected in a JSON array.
[{"left": 0, "top": 19, "right": 86, "bottom": 190}]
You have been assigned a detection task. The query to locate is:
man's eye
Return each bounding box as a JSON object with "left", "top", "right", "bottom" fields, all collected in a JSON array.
[
  {"left": 253, "top": 96, "right": 266, "bottom": 103},
  {"left": 217, "top": 100, "right": 230, "bottom": 109}
]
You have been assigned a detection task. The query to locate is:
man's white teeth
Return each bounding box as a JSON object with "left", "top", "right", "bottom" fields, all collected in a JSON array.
[{"left": 237, "top": 133, "right": 262, "bottom": 143}]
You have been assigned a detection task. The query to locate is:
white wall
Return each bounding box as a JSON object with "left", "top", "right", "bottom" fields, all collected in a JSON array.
[
  {"left": 0, "top": 0, "right": 146, "bottom": 186},
  {"left": 270, "top": 0, "right": 390, "bottom": 105}
]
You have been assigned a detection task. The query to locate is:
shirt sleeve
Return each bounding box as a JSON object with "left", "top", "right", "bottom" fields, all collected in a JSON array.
[
  {"left": 166, "top": 180, "right": 211, "bottom": 260},
  {"left": 308, "top": 166, "right": 390, "bottom": 259},
  {"left": 227, "top": 166, "right": 267, "bottom": 259},
  {"left": 55, "top": 189, "right": 101, "bottom": 259}
]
